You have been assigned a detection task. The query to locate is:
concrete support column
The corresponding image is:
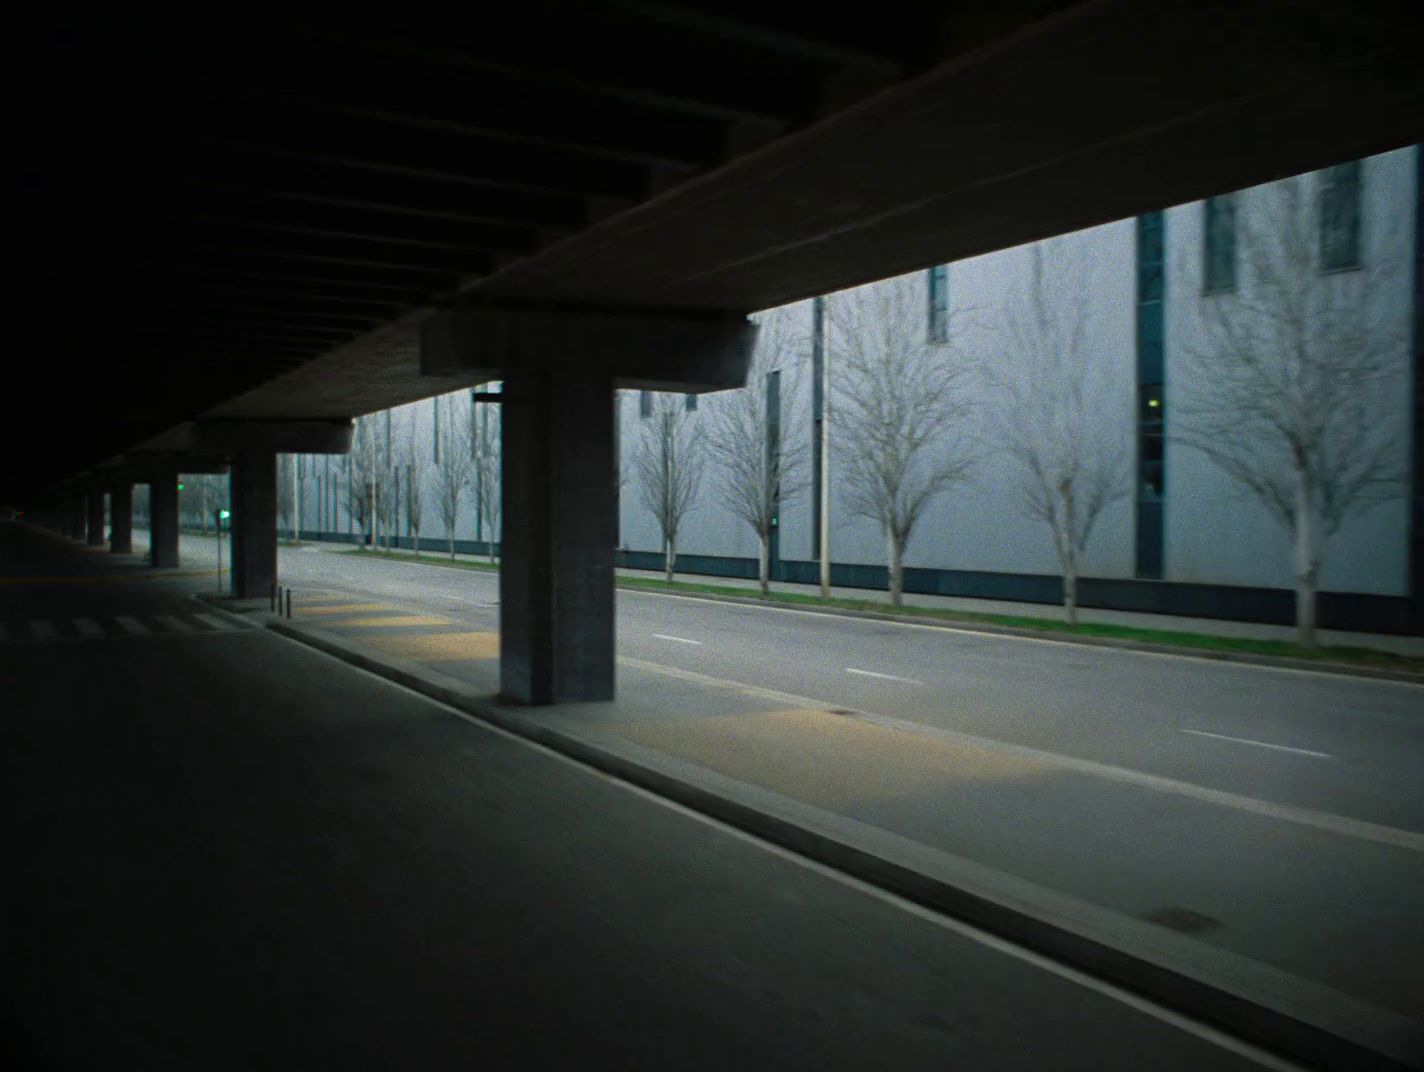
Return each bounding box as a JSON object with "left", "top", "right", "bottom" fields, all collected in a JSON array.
[
  {"left": 230, "top": 450, "right": 276, "bottom": 599},
  {"left": 69, "top": 494, "right": 87, "bottom": 540},
  {"left": 500, "top": 373, "right": 616, "bottom": 704},
  {"left": 149, "top": 471, "right": 180, "bottom": 568},
  {"left": 109, "top": 484, "right": 132, "bottom": 554},
  {"left": 86, "top": 491, "right": 106, "bottom": 546}
]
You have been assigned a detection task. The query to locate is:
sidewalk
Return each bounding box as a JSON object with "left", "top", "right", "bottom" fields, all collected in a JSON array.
[
  {"left": 295, "top": 535, "right": 1424, "bottom": 657},
  {"left": 206, "top": 585, "right": 1424, "bottom": 1072}
]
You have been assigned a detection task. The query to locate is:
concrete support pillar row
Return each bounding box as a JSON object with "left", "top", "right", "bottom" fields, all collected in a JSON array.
[
  {"left": 109, "top": 484, "right": 132, "bottom": 554},
  {"left": 149, "top": 471, "right": 180, "bottom": 568},
  {"left": 500, "top": 373, "right": 616, "bottom": 704},
  {"left": 230, "top": 450, "right": 277, "bottom": 599},
  {"left": 86, "top": 490, "right": 106, "bottom": 546}
]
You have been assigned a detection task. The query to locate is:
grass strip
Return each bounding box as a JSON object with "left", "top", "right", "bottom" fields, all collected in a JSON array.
[{"left": 340, "top": 547, "right": 1423, "bottom": 673}]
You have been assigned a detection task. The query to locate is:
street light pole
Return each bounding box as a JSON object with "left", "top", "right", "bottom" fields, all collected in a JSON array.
[{"left": 819, "top": 304, "right": 831, "bottom": 599}]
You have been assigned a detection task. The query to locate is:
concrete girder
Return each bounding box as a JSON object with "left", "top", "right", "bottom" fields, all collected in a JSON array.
[
  {"left": 419, "top": 306, "right": 757, "bottom": 392},
  {"left": 193, "top": 419, "right": 354, "bottom": 455}
]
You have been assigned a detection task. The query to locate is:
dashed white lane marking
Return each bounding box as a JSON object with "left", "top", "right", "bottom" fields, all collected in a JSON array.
[
  {"left": 72, "top": 618, "right": 104, "bottom": 638},
  {"left": 155, "top": 615, "right": 194, "bottom": 634},
  {"left": 620, "top": 657, "right": 1424, "bottom": 853},
  {"left": 193, "top": 612, "right": 235, "bottom": 631},
  {"left": 653, "top": 634, "right": 702, "bottom": 646},
  {"left": 1180, "top": 728, "right": 1332, "bottom": 759},
  {"left": 29, "top": 620, "right": 58, "bottom": 641},
  {"left": 846, "top": 667, "right": 923, "bottom": 686},
  {"left": 115, "top": 616, "right": 151, "bottom": 636}
]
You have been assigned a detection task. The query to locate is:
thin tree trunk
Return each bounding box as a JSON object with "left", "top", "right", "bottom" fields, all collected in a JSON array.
[
  {"left": 1294, "top": 467, "right": 1318, "bottom": 648},
  {"left": 888, "top": 531, "right": 904, "bottom": 607},
  {"left": 758, "top": 532, "right": 770, "bottom": 597},
  {"left": 449, "top": 531, "right": 456, "bottom": 560},
  {"left": 665, "top": 534, "right": 676, "bottom": 583},
  {"left": 1063, "top": 550, "right": 1079, "bottom": 625}
]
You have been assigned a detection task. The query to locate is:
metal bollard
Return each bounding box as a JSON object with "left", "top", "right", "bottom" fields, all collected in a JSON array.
[
  {"left": 270, "top": 583, "right": 276, "bottom": 611},
  {"left": 286, "top": 589, "right": 292, "bottom": 619}
]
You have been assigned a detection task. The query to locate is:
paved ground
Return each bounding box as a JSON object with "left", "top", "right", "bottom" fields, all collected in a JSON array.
[
  {"left": 3, "top": 521, "right": 1309, "bottom": 1070},
  {"left": 276, "top": 532, "right": 1424, "bottom": 654},
  {"left": 189, "top": 534, "right": 1424, "bottom": 1033}
]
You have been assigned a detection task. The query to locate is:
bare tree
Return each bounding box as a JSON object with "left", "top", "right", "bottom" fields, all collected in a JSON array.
[
  {"left": 347, "top": 417, "right": 378, "bottom": 548},
  {"left": 636, "top": 392, "right": 705, "bottom": 582},
  {"left": 435, "top": 394, "right": 475, "bottom": 558},
  {"left": 471, "top": 388, "right": 501, "bottom": 564},
  {"left": 277, "top": 455, "right": 294, "bottom": 540},
  {"left": 706, "top": 309, "right": 809, "bottom": 596},
  {"left": 1174, "top": 175, "right": 1405, "bottom": 647},
  {"left": 828, "top": 277, "right": 980, "bottom": 607},
  {"left": 403, "top": 416, "right": 426, "bottom": 555},
  {"left": 995, "top": 240, "right": 1131, "bottom": 624}
]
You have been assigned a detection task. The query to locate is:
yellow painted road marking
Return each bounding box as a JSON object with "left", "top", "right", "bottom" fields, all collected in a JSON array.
[
  {"left": 330, "top": 615, "right": 456, "bottom": 628},
  {"left": 296, "top": 603, "right": 391, "bottom": 618},
  {"left": 364, "top": 631, "right": 499, "bottom": 662},
  {"left": 617, "top": 708, "right": 1045, "bottom": 811}
]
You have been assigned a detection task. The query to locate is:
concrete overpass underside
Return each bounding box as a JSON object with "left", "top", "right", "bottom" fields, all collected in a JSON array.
[{"left": 12, "top": 0, "right": 1424, "bottom": 699}]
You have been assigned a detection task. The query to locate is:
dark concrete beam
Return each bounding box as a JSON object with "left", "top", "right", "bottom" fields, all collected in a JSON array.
[
  {"left": 194, "top": 419, "right": 354, "bottom": 455},
  {"left": 420, "top": 306, "right": 757, "bottom": 391}
]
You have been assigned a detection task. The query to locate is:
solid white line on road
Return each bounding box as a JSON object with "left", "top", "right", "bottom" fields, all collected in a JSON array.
[
  {"left": 846, "top": 667, "right": 923, "bottom": 686},
  {"left": 115, "top": 616, "right": 150, "bottom": 636},
  {"left": 72, "top": 618, "right": 104, "bottom": 639},
  {"left": 653, "top": 634, "right": 702, "bottom": 646},
  {"left": 29, "top": 620, "right": 58, "bottom": 641},
  {"left": 155, "top": 615, "right": 194, "bottom": 633},
  {"left": 1180, "top": 728, "right": 1331, "bottom": 759}
]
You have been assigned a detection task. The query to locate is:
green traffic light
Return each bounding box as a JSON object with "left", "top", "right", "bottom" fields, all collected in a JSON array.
[
  {"left": 177, "top": 483, "right": 185, "bottom": 491},
  {"left": 219, "top": 509, "right": 231, "bottom": 519}
]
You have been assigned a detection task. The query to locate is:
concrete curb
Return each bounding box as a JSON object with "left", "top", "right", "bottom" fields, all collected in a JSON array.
[
  {"left": 619, "top": 585, "right": 1424, "bottom": 687},
  {"left": 270, "top": 617, "right": 1419, "bottom": 1072}
]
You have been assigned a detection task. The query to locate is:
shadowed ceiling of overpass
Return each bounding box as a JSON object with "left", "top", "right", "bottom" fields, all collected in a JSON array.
[{"left": 10, "top": 0, "right": 1423, "bottom": 500}]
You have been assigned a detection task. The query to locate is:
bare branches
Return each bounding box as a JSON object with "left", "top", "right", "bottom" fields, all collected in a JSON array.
[
  {"left": 705, "top": 307, "right": 809, "bottom": 594},
  {"left": 636, "top": 392, "right": 705, "bottom": 582},
  {"left": 435, "top": 395, "right": 475, "bottom": 557},
  {"left": 827, "top": 275, "right": 979, "bottom": 604},
  {"left": 472, "top": 389, "right": 501, "bottom": 562},
  {"left": 994, "top": 239, "right": 1131, "bottom": 621},
  {"left": 1175, "top": 176, "right": 1404, "bottom": 538}
]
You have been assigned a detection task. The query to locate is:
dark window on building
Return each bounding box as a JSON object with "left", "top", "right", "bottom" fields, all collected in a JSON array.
[
  {"left": 639, "top": 390, "right": 652, "bottom": 418},
  {"left": 926, "top": 264, "right": 948, "bottom": 344},
  {"left": 1135, "top": 211, "right": 1166, "bottom": 580},
  {"left": 1203, "top": 194, "right": 1236, "bottom": 294},
  {"left": 1320, "top": 160, "right": 1362, "bottom": 271},
  {"left": 684, "top": 392, "right": 697, "bottom": 411}
]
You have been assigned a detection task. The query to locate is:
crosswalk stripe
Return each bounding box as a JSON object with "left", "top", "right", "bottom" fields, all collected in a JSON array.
[
  {"left": 154, "top": 615, "right": 194, "bottom": 634},
  {"left": 73, "top": 618, "right": 104, "bottom": 638},
  {"left": 29, "top": 620, "right": 58, "bottom": 641},
  {"left": 115, "top": 616, "right": 151, "bottom": 636},
  {"left": 192, "top": 612, "right": 236, "bottom": 632}
]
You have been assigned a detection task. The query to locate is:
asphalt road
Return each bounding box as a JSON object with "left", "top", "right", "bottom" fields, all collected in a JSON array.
[
  {"left": 249, "top": 538, "right": 1424, "bottom": 1021},
  {"left": 1, "top": 522, "right": 1295, "bottom": 1070}
]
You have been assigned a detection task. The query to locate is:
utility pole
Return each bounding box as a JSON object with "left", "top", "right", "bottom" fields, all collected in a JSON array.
[{"left": 819, "top": 302, "right": 831, "bottom": 599}]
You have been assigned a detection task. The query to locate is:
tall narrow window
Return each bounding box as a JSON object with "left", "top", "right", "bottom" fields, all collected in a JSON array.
[
  {"left": 639, "top": 390, "right": 652, "bottom": 418},
  {"left": 432, "top": 397, "right": 441, "bottom": 465},
  {"left": 926, "top": 264, "right": 948, "bottom": 344},
  {"left": 1320, "top": 160, "right": 1362, "bottom": 271},
  {"left": 1203, "top": 194, "right": 1236, "bottom": 293},
  {"left": 684, "top": 392, "right": 697, "bottom": 411}
]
